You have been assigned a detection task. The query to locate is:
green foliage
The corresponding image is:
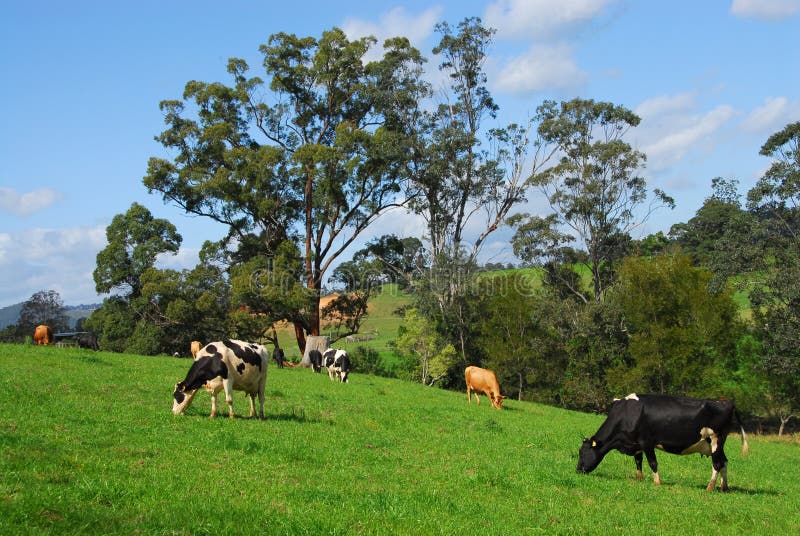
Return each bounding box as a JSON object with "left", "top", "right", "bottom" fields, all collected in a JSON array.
[
  {"left": 394, "top": 308, "right": 458, "bottom": 385},
  {"left": 83, "top": 297, "right": 134, "bottom": 353},
  {"left": 520, "top": 98, "right": 674, "bottom": 303},
  {"left": 474, "top": 272, "right": 566, "bottom": 403},
  {"left": 2, "top": 344, "right": 797, "bottom": 534},
  {"left": 669, "top": 177, "right": 749, "bottom": 268},
  {"left": 16, "top": 290, "right": 69, "bottom": 335},
  {"left": 145, "top": 25, "right": 428, "bottom": 342},
  {"left": 93, "top": 202, "right": 181, "bottom": 298},
  {"left": 607, "top": 252, "right": 744, "bottom": 397}
]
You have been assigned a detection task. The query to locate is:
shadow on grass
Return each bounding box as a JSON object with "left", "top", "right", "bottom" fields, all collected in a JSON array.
[{"left": 580, "top": 472, "right": 780, "bottom": 496}]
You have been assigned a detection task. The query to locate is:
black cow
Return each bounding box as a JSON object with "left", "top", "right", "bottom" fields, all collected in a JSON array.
[
  {"left": 577, "top": 393, "right": 749, "bottom": 491},
  {"left": 321, "top": 348, "right": 350, "bottom": 383},
  {"left": 308, "top": 349, "right": 323, "bottom": 372},
  {"left": 75, "top": 333, "right": 99, "bottom": 351}
]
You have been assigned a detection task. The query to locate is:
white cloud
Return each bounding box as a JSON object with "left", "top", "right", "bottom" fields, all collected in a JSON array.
[
  {"left": 494, "top": 43, "right": 587, "bottom": 95},
  {"left": 635, "top": 92, "right": 697, "bottom": 118},
  {"left": 740, "top": 96, "right": 800, "bottom": 133},
  {"left": 633, "top": 93, "right": 737, "bottom": 171},
  {"left": 730, "top": 0, "right": 800, "bottom": 20},
  {"left": 485, "top": 0, "right": 619, "bottom": 40},
  {"left": 0, "top": 187, "right": 63, "bottom": 216},
  {"left": 342, "top": 6, "right": 442, "bottom": 62},
  {"left": 0, "top": 225, "right": 107, "bottom": 306}
]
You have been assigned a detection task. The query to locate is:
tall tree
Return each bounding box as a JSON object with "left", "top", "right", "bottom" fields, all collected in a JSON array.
[
  {"left": 144, "top": 28, "right": 428, "bottom": 351},
  {"left": 514, "top": 98, "right": 674, "bottom": 303},
  {"left": 405, "top": 18, "right": 541, "bottom": 362},
  {"left": 17, "top": 290, "right": 69, "bottom": 335},
  {"left": 744, "top": 121, "right": 800, "bottom": 430},
  {"left": 93, "top": 202, "right": 182, "bottom": 299}
]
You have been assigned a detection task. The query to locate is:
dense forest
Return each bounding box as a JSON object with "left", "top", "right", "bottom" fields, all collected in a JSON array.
[{"left": 3, "top": 19, "right": 797, "bottom": 431}]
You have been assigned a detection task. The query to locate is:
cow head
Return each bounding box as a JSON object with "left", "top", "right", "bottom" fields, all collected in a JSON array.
[
  {"left": 576, "top": 437, "right": 604, "bottom": 474},
  {"left": 172, "top": 382, "right": 199, "bottom": 415},
  {"left": 491, "top": 394, "right": 508, "bottom": 409}
]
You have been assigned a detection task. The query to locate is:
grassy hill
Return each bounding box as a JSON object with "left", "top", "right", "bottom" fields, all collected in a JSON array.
[
  {"left": 1, "top": 343, "right": 797, "bottom": 534},
  {"left": 276, "top": 284, "right": 413, "bottom": 361}
]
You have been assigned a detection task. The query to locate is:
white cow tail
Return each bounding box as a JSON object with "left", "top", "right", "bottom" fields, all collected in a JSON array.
[{"left": 740, "top": 426, "right": 750, "bottom": 458}]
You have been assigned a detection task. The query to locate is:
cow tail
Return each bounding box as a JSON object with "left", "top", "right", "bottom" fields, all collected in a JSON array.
[{"left": 735, "top": 409, "right": 750, "bottom": 458}]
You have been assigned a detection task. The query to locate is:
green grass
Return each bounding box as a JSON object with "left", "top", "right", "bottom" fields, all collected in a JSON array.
[{"left": 2, "top": 343, "right": 797, "bottom": 535}]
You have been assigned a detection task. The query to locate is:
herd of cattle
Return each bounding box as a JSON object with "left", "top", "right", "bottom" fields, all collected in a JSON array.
[{"left": 32, "top": 326, "right": 752, "bottom": 491}]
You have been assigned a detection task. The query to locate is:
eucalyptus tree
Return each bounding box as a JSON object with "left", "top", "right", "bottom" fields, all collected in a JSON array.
[
  {"left": 745, "top": 121, "right": 800, "bottom": 431},
  {"left": 17, "top": 290, "right": 69, "bottom": 335},
  {"left": 512, "top": 98, "right": 674, "bottom": 303},
  {"left": 93, "top": 202, "right": 182, "bottom": 300},
  {"left": 403, "top": 18, "right": 546, "bottom": 361},
  {"left": 144, "top": 28, "right": 428, "bottom": 350}
]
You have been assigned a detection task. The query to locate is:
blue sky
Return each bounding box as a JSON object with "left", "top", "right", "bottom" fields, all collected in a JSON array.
[{"left": 1, "top": 0, "right": 799, "bottom": 306}]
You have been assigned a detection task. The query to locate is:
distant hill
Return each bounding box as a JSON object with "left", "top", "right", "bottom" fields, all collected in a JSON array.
[
  {"left": 0, "top": 302, "right": 100, "bottom": 330},
  {"left": 0, "top": 303, "right": 23, "bottom": 330}
]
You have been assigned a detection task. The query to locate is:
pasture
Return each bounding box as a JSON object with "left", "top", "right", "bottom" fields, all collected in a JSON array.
[{"left": 1, "top": 343, "right": 798, "bottom": 535}]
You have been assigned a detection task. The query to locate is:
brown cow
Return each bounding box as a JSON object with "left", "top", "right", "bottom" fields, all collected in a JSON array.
[
  {"left": 33, "top": 325, "right": 53, "bottom": 346},
  {"left": 190, "top": 340, "right": 202, "bottom": 359},
  {"left": 465, "top": 366, "right": 507, "bottom": 409}
]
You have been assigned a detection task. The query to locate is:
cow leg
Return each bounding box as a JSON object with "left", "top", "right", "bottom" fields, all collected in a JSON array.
[
  {"left": 209, "top": 391, "right": 218, "bottom": 419},
  {"left": 256, "top": 376, "right": 266, "bottom": 419},
  {"left": 708, "top": 448, "right": 729, "bottom": 491},
  {"left": 224, "top": 378, "right": 235, "bottom": 418},
  {"left": 466, "top": 386, "right": 472, "bottom": 404},
  {"left": 248, "top": 393, "right": 256, "bottom": 418},
  {"left": 634, "top": 452, "right": 644, "bottom": 481},
  {"left": 643, "top": 448, "right": 660, "bottom": 485}
]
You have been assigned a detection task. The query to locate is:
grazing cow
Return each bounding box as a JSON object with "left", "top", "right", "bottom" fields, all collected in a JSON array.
[
  {"left": 308, "top": 349, "right": 323, "bottom": 372},
  {"left": 190, "top": 340, "right": 202, "bottom": 359},
  {"left": 465, "top": 366, "right": 506, "bottom": 409},
  {"left": 321, "top": 348, "right": 350, "bottom": 382},
  {"left": 75, "top": 333, "right": 99, "bottom": 351},
  {"left": 33, "top": 325, "right": 53, "bottom": 346},
  {"left": 577, "top": 393, "right": 750, "bottom": 491},
  {"left": 172, "top": 339, "right": 268, "bottom": 419}
]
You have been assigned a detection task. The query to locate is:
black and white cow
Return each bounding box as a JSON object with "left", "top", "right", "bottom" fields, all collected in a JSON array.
[
  {"left": 172, "top": 339, "right": 268, "bottom": 419},
  {"left": 321, "top": 348, "right": 350, "bottom": 383},
  {"left": 75, "top": 333, "right": 99, "bottom": 351},
  {"left": 576, "top": 393, "right": 749, "bottom": 491}
]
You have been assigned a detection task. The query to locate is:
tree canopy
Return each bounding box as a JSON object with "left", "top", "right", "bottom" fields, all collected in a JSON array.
[{"left": 144, "top": 27, "right": 429, "bottom": 350}]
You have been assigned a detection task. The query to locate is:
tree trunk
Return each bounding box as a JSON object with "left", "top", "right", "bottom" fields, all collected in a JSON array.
[
  {"left": 778, "top": 414, "right": 792, "bottom": 436},
  {"left": 299, "top": 335, "right": 329, "bottom": 368}
]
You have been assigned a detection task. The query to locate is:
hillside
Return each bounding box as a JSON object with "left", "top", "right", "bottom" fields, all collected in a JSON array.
[{"left": 1, "top": 343, "right": 796, "bottom": 534}]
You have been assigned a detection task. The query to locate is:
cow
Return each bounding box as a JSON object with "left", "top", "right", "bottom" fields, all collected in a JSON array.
[
  {"left": 273, "top": 347, "right": 286, "bottom": 368},
  {"left": 190, "top": 340, "right": 202, "bottom": 359},
  {"left": 321, "top": 348, "right": 350, "bottom": 382},
  {"left": 172, "top": 339, "right": 268, "bottom": 419},
  {"left": 465, "top": 366, "right": 506, "bottom": 409},
  {"left": 33, "top": 325, "right": 53, "bottom": 346},
  {"left": 75, "top": 333, "right": 99, "bottom": 351},
  {"left": 308, "top": 349, "right": 323, "bottom": 372},
  {"left": 576, "top": 393, "right": 750, "bottom": 491}
]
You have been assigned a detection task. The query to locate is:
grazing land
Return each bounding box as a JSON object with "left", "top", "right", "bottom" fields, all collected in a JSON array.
[{"left": 1, "top": 344, "right": 797, "bottom": 534}]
